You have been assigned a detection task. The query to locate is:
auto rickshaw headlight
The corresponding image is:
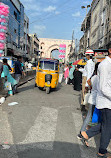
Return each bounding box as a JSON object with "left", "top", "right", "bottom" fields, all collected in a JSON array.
[{"left": 47, "top": 81, "right": 50, "bottom": 85}]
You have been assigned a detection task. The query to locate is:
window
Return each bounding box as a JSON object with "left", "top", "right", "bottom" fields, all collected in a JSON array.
[
  {"left": 23, "top": 44, "right": 25, "bottom": 51},
  {"left": 14, "top": 11, "right": 17, "bottom": 20},
  {"left": 24, "top": 33, "right": 26, "bottom": 39},
  {"left": 27, "top": 23, "right": 29, "bottom": 29},
  {"left": 39, "top": 61, "right": 55, "bottom": 70},
  {"left": 94, "top": 14, "right": 97, "bottom": 24},
  {"left": 14, "top": 29, "right": 17, "bottom": 34}
]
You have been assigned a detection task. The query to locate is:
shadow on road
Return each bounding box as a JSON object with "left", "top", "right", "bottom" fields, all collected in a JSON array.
[
  {"left": 0, "top": 141, "right": 97, "bottom": 158},
  {"left": 18, "top": 84, "right": 35, "bottom": 93}
]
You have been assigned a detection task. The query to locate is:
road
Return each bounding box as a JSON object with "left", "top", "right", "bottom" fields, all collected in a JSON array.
[{"left": 0, "top": 79, "right": 111, "bottom": 158}]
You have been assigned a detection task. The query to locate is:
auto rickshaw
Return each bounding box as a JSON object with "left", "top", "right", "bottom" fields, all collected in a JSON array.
[{"left": 35, "top": 58, "right": 59, "bottom": 94}]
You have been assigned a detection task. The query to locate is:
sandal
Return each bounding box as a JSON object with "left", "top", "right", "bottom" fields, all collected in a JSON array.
[
  {"left": 97, "top": 153, "right": 111, "bottom": 158},
  {"left": 79, "top": 133, "right": 89, "bottom": 147}
]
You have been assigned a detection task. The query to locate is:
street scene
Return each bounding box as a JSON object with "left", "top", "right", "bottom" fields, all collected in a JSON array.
[{"left": 0, "top": 0, "right": 111, "bottom": 158}]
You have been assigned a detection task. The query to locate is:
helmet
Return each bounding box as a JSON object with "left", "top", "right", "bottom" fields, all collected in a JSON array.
[{"left": 85, "top": 49, "right": 94, "bottom": 56}]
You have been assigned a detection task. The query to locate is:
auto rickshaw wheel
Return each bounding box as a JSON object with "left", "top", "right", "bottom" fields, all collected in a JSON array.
[
  {"left": 35, "top": 83, "right": 37, "bottom": 87},
  {"left": 46, "top": 87, "right": 50, "bottom": 94}
]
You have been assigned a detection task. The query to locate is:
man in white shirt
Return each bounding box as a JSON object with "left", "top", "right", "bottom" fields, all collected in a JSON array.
[
  {"left": 77, "top": 50, "right": 95, "bottom": 108},
  {"left": 80, "top": 46, "right": 111, "bottom": 158},
  {"left": 28, "top": 63, "right": 32, "bottom": 69}
]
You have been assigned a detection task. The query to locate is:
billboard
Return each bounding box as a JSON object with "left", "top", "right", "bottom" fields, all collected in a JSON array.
[{"left": 59, "top": 44, "right": 66, "bottom": 63}]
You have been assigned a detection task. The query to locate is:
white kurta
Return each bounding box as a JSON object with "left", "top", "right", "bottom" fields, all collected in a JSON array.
[
  {"left": 96, "top": 56, "right": 111, "bottom": 110},
  {"left": 85, "top": 59, "right": 95, "bottom": 87}
]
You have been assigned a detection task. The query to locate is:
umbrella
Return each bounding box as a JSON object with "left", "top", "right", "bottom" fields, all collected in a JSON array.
[
  {"left": 73, "top": 59, "right": 86, "bottom": 66},
  {"left": 77, "top": 59, "right": 86, "bottom": 65},
  {"left": 73, "top": 59, "right": 81, "bottom": 65}
]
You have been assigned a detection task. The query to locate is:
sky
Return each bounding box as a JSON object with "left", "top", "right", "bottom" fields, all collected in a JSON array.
[{"left": 20, "top": 0, "right": 92, "bottom": 41}]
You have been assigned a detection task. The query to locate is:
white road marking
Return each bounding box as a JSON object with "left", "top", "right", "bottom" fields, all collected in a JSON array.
[
  {"left": 72, "top": 112, "right": 97, "bottom": 158},
  {"left": 19, "top": 107, "right": 58, "bottom": 151},
  {"left": 0, "top": 108, "right": 18, "bottom": 158}
]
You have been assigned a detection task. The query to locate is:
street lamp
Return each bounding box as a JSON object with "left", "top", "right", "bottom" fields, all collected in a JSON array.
[{"left": 81, "top": 5, "right": 91, "bottom": 53}]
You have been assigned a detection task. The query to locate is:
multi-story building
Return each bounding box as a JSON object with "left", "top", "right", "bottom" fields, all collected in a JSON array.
[
  {"left": 29, "top": 34, "right": 40, "bottom": 61},
  {"left": 79, "top": 35, "right": 84, "bottom": 58},
  {"left": 89, "top": 0, "right": 108, "bottom": 49},
  {"left": 80, "top": 9, "right": 91, "bottom": 54},
  {"left": 23, "top": 13, "right": 29, "bottom": 59},
  {"left": 80, "top": 0, "right": 111, "bottom": 52},
  {"left": 1, "top": 0, "right": 30, "bottom": 59},
  {"left": 105, "top": 0, "right": 111, "bottom": 48}
]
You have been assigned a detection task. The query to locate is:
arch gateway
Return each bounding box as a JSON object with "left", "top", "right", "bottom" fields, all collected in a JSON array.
[{"left": 39, "top": 38, "right": 73, "bottom": 62}]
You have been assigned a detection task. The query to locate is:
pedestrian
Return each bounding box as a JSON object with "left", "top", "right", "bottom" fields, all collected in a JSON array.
[
  {"left": 74, "top": 65, "right": 82, "bottom": 91},
  {"left": 0, "top": 61, "right": 3, "bottom": 94},
  {"left": 1, "top": 58, "right": 17, "bottom": 96},
  {"left": 59, "top": 64, "right": 64, "bottom": 83},
  {"left": 0, "top": 61, "right": 3, "bottom": 74},
  {"left": 77, "top": 50, "right": 95, "bottom": 110},
  {"left": 14, "top": 56, "right": 23, "bottom": 93},
  {"left": 28, "top": 62, "right": 32, "bottom": 69},
  {"left": 64, "top": 64, "right": 69, "bottom": 85},
  {"left": 77, "top": 62, "right": 100, "bottom": 140},
  {"left": 68, "top": 65, "right": 75, "bottom": 85},
  {"left": 79, "top": 45, "right": 111, "bottom": 158}
]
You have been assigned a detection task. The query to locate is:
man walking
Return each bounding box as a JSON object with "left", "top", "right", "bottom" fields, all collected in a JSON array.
[
  {"left": 77, "top": 50, "right": 95, "bottom": 109},
  {"left": 14, "top": 56, "right": 23, "bottom": 93}
]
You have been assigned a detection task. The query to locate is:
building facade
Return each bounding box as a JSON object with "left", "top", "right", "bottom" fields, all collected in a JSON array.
[
  {"left": 80, "top": 0, "right": 111, "bottom": 53},
  {"left": 1, "top": 0, "right": 30, "bottom": 59},
  {"left": 39, "top": 38, "right": 72, "bottom": 63},
  {"left": 23, "top": 13, "right": 29, "bottom": 59},
  {"left": 29, "top": 34, "right": 40, "bottom": 61},
  {"left": 80, "top": 9, "right": 91, "bottom": 54}
]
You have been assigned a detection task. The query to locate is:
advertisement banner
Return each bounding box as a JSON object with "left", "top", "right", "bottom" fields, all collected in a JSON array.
[{"left": 59, "top": 44, "right": 66, "bottom": 63}]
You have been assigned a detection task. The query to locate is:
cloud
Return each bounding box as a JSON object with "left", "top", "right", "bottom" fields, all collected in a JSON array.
[
  {"left": 51, "top": 0, "right": 58, "bottom": 3},
  {"left": 72, "top": 11, "right": 81, "bottom": 17},
  {"left": 30, "top": 25, "right": 46, "bottom": 37},
  {"left": 29, "top": 12, "right": 41, "bottom": 17},
  {"left": 83, "top": 1, "right": 91, "bottom": 4},
  {"left": 44, "top": 6, "right": 56, "bottom": 12},
  {"left": 55, "top": 11, "right": 60, "bottom": 15},
  {"left": 25, "top": 3, "right": 41, "bottom": 11}
]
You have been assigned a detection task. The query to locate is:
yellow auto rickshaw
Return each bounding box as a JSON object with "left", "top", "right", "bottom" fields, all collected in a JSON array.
[{"left": 35, "top": 58, "right": 59, "bottom": 94}]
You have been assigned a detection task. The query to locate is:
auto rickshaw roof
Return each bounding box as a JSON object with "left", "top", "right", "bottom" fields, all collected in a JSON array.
[{"left": 40, "top": 58, "right": 59, "bottom": 63}]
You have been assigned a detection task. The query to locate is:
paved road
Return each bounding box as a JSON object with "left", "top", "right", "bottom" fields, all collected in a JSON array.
[{"left": 0, "top": 80, "right": 111, "bottom": 158}]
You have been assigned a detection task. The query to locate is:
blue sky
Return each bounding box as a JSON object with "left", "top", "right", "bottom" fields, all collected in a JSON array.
[{"left": 20, "top": 0, "right": 92, "bottom": 41}]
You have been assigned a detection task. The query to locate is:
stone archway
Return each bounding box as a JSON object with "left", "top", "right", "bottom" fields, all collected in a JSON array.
[
  {"left": 39, "top": 38, "right": 74, "bottom": 62},
  {"left": 51, "top": 49, "right": 59, "bottom": 59},
  {"left": 47, "top": 44, "right": 59, "bottom": 58}
]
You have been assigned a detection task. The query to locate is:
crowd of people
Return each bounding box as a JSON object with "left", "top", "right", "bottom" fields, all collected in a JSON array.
[
  {"left": 59, "top": 45, "right": 111, "bottom": 158},
  {"left": 0, "top": 56, "right": 30, "bottom": 96},
  {"left": 77, "top": 45, "right": 111, "bottom": 158}
]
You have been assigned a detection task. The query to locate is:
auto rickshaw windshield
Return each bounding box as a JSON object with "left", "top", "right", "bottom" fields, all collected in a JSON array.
[{"left": 39, "top": 61, "right": 58, "bottom": 70}]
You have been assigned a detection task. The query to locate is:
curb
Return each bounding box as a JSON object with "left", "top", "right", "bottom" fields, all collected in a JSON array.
[{"left": 18, "top": 76, "right": 35, "bottom": 87}]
